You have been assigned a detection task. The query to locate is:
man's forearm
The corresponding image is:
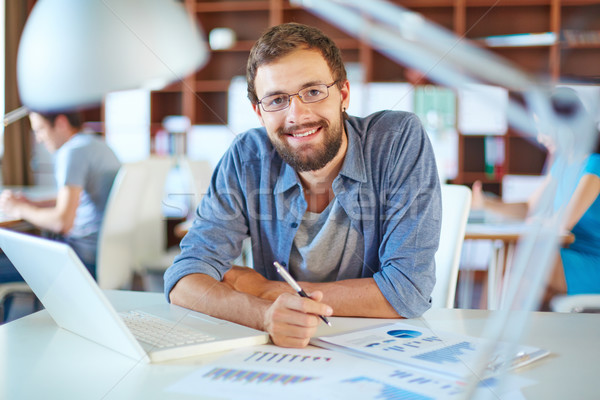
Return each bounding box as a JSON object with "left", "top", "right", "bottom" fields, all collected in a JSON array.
[
  {"left": 18, "top": 203, "right": 71, "bottom": 233},
  {"left": 483, "top": 197, "right": 528, "bottom": 220},
  {"left": 300, "top": 278, "right": 400, "bottom": 318},
  {"left": 225, "top": 267, "right": 400, "bottom": 319},
  {"left": 169, "top": 273, "right": 272, "bottom": 331}
]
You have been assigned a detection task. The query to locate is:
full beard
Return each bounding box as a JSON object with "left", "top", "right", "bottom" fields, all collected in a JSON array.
[{"left": 272, "top": 115, "right": 344, "bottom": 172}]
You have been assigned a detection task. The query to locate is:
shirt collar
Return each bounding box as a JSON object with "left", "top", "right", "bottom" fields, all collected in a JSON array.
[
  {"left": 275, "top": 161, "right": 301, "bottom": 194},
  {"left": 338, "top": 118, "right": 367, "bottom": 183}
]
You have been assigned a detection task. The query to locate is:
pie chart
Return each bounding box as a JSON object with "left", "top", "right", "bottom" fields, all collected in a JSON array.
[{"left": 387, "top": 329, "right": 422, "bottom": 339}]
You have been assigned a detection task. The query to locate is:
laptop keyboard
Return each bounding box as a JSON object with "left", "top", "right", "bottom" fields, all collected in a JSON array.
[{"left": 120, "top": 310, "right": 216, "bottom": 348}]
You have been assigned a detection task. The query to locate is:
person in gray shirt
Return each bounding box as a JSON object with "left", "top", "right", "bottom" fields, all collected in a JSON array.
[
  {"left": 0, "top": 111, "right": 121, "bottom": 278},
  {"left": 166, "top": 23, "right": 441, "bottom": 348}
]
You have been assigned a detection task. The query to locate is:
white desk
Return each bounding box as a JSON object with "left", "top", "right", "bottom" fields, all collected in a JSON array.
[{"left": 1, "top": 290, "right": 598, "bottom": 399}]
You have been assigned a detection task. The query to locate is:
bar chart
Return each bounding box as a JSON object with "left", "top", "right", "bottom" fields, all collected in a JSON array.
[
  {"left": 202, "top": 367, "right": 316, "bottom": 386},
  {"left": 244, "top": 350, "right": 332, "bottom": 364}
]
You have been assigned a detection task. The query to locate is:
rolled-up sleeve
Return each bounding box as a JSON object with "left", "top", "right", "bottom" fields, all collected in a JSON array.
[{"left": 370, "top": 113, "right": 441, "bottom": 317}]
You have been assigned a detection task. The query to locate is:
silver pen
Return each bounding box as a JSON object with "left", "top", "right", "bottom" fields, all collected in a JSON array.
[{"left": 273, "top": 261, "right": 331, "bottom": 327}]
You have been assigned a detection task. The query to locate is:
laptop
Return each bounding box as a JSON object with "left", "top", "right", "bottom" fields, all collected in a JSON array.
[{"left": 0, "top": 228, "right": 269, "bottom": 363}]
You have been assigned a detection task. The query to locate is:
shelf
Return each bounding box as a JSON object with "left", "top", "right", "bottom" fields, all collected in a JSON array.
[
  {"left": 193, "top": 1, "right": 270, "bottom": 13},
  {"left": 459, "top": 172, "right": 503, "bottom": 183},
  {"left": 391, "top": 0, "right": 454, "bottom": 7},
  {"left": 212, "top": 40, "right": 256, "bottom": 52},
  {"left": 561, "top": 0, "right": 600, "bottom": 5},
  {"left": 194, "top": 80, "right": 231, "bottom": 92},
  {"left": 156, "top": 82, "right": 184, "bottom": 92},
  {"left": 195, "top": 52, "right": 249, "bottom": 81},
  {"left": 465, "top": 0, "right": 554, "bottom": 5},
  {"left": 562, "top": 43, "right": 600, "bottom": 49}
]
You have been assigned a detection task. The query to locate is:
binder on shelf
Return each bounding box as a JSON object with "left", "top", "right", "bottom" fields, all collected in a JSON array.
[{"left": 484, "top": 136, "right": 505, "bottom": 179}]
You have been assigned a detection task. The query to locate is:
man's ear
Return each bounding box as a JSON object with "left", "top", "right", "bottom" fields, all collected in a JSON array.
[
  {"left": 252, "top": 103, "right": 266, "bottom": 127},
  {"left": 340, "top": 79, "right": 350, "bottom": 112}
]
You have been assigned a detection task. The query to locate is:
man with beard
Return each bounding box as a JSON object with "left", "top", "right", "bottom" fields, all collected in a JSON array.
[{"left": 165, "top": 23, "right": 441, "bottom": 348}]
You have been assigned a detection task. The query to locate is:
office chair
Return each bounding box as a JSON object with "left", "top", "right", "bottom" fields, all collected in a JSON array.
[
  {"left": 98, "top": 156, "right": 176, "bottom": 291},
  {"left": 130, "top": 156, "right": 174, "bottom": 266},
  {"left": 96, "top": 160, "right": 153, "bottom": 290},
  {"left": 430, "top": 184, "right": 472, "bottom": 308}
]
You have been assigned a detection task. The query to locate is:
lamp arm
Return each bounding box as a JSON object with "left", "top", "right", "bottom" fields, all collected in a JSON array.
[{"left": 3, "top": 106, "right": 29, "bottom": 127}]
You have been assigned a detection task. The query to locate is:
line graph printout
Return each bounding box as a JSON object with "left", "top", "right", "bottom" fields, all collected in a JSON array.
[{"left": 311, "top": 322, "right": 548, "bottom": 379}]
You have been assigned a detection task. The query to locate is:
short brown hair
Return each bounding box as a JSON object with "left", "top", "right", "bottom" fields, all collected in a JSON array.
[
  {"left": 37, "top": 112, "right": 84, "bottom": 129},
  {"left": 246, "top": 23, "right": 347, "bottom": 104}
]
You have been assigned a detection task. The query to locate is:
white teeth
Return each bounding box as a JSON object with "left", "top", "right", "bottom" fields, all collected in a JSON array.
[{"left": 291, "top": 128, "right": 317, "bottom": 138}]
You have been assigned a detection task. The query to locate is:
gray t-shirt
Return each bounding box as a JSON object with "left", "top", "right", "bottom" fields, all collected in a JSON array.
[
  {"left": 289, "top": 198, "right": 363, "bottom": 282},
  {"left": 54, "top": 131, "right": 121, "bottom": 265}
]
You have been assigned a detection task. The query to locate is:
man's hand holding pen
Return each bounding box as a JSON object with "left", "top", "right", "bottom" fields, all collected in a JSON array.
[
  {"left": 222, "top": 265, "right": 333, "bottom": 347},
  {"left": 263, "top": 290, "right": 333, "bottom": 348}
]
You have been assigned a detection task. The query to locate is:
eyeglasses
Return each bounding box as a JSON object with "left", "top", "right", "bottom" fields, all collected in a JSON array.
[{"left": 257, "top": 81, "right": 338, "bottom": 112}]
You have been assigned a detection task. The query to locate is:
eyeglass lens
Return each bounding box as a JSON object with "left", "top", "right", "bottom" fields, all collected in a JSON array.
[{"left": 260, "top": 83, "right": 333, "bottom": 112}]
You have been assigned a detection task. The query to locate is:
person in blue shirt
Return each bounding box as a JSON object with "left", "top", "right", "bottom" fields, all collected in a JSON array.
[
  {"left": 165, "top": 23, "right": 441, "bottom": 348},
  {"left": 472, "top": 88, "right": 600, "bottom": 305},
  {"left": 550, "top": 145, "right": 600, "bottom": 297}
]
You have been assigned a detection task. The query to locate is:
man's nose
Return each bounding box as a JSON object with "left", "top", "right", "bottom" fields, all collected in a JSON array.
[{"left": 286, "top": 95, "right": 311, "bottom": 122}]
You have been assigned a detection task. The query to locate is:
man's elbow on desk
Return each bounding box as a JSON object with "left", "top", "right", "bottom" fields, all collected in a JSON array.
[{"left": 168, "top": 273, "right": 217, "bottom": 309}]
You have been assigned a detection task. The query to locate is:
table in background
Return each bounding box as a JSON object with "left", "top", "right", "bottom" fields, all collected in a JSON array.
[
  {"left": 464, "top": 222, "right": 574, "bottom": 309},
  {"left": 1, "top": 290, "right": 598, "bottom": 399},
  {"left": 0, "top": 213, "right": 26, "bottom": 228}
]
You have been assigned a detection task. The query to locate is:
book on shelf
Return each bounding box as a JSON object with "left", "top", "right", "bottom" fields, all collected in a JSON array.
[
  {"left": 563, "top": 29, "right": 600, "bottom": 47},
  {"left": 484, "top": 136, "right": 505, "bottom": 179},
  {"left": 476, "top": 32, "right": 556, "bottom": 47}
]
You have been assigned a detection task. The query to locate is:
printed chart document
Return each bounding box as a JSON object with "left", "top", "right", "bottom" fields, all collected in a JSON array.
[
  {"left": 166, "top": 344, "right": 535, "bottom": 400},
  {"left": 311, "top": 322, "right": 549, "bottom": 380}
]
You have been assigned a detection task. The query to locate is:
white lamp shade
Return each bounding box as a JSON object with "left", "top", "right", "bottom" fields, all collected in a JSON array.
[{"left": 17, "top": 0, "right": 208, "bottom": 112}]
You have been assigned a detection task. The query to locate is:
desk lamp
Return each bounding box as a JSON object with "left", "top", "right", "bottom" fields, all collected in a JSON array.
[
  {"left": 292, "top": 0, "right": 597, "bottom": 398},
  {"left": 14, "top": 0, "right": 208, "bottom": 114}
]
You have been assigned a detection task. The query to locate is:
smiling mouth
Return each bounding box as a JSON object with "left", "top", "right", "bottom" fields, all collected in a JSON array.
[{"left": 289, "top": 127, "right": 319, "bottom": 138}]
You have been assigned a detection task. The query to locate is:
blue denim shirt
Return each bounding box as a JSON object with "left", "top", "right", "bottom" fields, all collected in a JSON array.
[{"left": 164, "top": 111, "right": 441, "bottom": 317}]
